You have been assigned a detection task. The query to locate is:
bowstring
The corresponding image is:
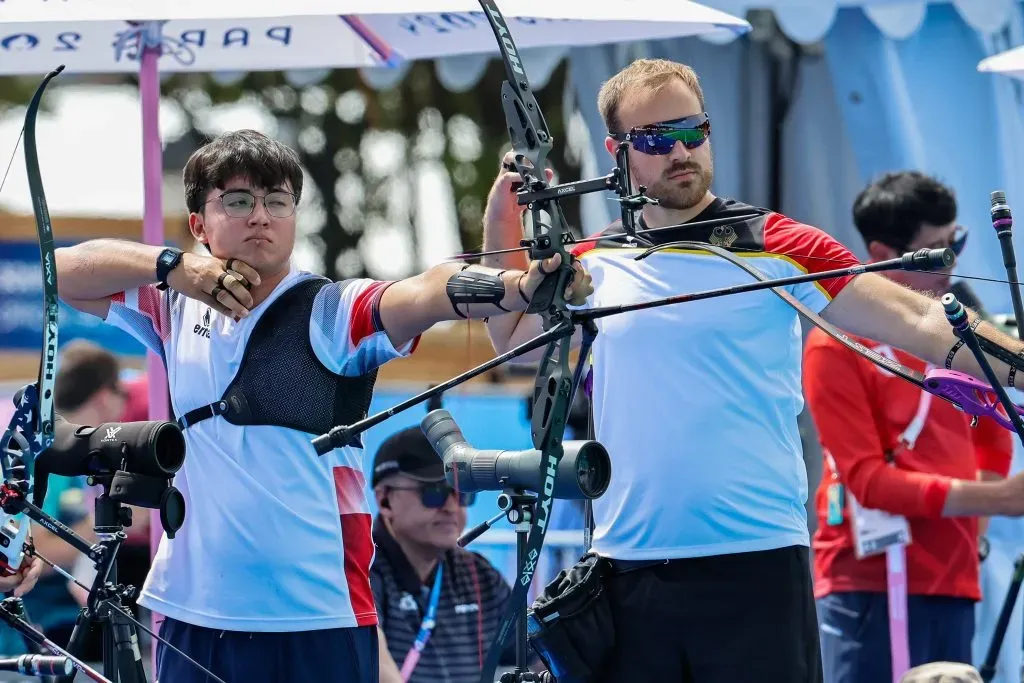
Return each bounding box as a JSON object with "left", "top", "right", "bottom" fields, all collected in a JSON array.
[{"left": 0, "top": 124, "right": 25, "bottom": 199}]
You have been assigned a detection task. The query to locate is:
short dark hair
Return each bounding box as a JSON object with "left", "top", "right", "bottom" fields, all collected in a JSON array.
[
  {"left": 852, "top": 171, "right": 957, "bottom": 249},
  {"left": 55, "top": 340, "right": 121, "bottom": 412},
  {"left": 183, "top": 129, "right": 304, "bottom": 214}
]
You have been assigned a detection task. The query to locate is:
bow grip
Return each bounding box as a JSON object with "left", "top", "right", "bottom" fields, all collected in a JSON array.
[{"left": 526, "top": 258, "right": 575, "bottom": 318}]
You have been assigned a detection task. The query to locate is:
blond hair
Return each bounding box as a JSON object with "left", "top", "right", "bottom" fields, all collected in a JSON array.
[{"left": 597, "top": 58, "right": 705, "bottom": 134}]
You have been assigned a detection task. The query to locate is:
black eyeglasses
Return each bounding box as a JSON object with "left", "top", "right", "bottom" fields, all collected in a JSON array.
[
  {"left": 888, "top": 225, "right": 968, "bottom": 257},
  {"left": 208, "top": 189, "right": 296, "bottom": 218},
  {"left": 385, "top": 482, "right": 476, "bottom": 509}
]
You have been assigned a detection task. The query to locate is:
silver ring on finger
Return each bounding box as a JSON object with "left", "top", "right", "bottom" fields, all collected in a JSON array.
[{"left": 217, "top": 271, "right": 232, "bottom": 288}]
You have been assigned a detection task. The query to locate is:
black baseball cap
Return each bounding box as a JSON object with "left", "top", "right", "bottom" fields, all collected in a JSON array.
[{"left": 371, "top": 426, "right": 445, "bottom": 488}]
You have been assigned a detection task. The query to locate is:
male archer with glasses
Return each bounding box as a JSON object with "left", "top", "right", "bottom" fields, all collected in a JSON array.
[
  {"left": 805, "top": 171, "right": 1018, "bottom": 683},
  {"left": 369, "top": 426, "right": 515, "bottom": 683},
  {"left": 52, "top": 129, "right": 590, "bottom": 683},
  {"left": 482, "top": 59, "right": 1024, "bottom": 683}
]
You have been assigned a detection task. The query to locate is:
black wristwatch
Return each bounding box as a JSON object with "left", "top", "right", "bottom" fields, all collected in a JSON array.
[{"left": 155, "top": 247, "right": 184, "bottom": 291}]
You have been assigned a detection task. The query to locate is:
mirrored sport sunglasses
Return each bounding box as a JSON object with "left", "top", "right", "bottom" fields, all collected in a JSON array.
[
  {"left": 386, "top": 482, "right": 476, "bottom": 509},
  {"left": 612, "top": 113, "right": 712, "bottom": 156}
]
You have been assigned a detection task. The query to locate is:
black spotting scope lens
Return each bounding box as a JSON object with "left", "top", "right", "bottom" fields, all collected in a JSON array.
[
  {"left": 575, "top": 441, "right": 611, "bottom": 499},
  {"left": 146, "top": 422, "right": 187, "bottom": 475}
]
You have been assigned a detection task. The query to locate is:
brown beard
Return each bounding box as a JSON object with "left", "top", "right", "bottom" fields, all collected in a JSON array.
[{"left": 646, "top": 161, "right": 713, "bottom": 210}]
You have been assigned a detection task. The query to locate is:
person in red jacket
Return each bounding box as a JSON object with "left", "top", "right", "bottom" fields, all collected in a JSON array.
[{"left": 804, "top": 171, "right": 1019, "bottom": 683}]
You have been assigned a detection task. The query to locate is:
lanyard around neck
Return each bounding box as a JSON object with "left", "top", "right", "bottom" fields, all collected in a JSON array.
[{"left": 399, "top": 562, "right": 444, "bottom": 681}]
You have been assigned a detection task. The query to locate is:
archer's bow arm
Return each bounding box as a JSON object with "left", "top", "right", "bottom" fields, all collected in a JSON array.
[
  {"left": 377, "top": 257, "right": 589, "bottom": 350},
  {"left": 823, "top": 273, "right": 1024, "bottom": 388}
]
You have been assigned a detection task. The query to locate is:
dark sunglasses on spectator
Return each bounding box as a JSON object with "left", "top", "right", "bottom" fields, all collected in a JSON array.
[
  {"left": 611, "top": 113, "right": 711, "bottom": 156},
  {"left": 889, "top": 225, "right": 968, "bottom": 257},
  {"left": 386, "top": 482, "right": 476, "bottom": 509}
]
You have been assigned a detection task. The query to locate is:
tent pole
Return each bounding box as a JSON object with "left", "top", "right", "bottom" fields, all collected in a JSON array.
[{"left": 138, "top": 21, "right": 168, "bottom": 678}]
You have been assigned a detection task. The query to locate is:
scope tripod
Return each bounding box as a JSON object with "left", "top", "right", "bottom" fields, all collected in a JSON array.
[
  {"left": 460, "top": 490, "right": 553, "bottom": 683},
  {"left": 54, "top": 478, "right": 146, "bottom": 683},
  {"left": 977, "top": 553, "right": 1024, "bottom": 682}
]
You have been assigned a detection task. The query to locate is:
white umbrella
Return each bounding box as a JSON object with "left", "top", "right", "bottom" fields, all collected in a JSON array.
[
  {"left": 0, "top": 2, "right": 749, "bottom": 74},
  {"left": 978, "top": 45, "right": 1024, "bottom": 81}
]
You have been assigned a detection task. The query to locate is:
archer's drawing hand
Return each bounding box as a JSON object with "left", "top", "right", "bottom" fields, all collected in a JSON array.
[
  {"left": 521, "top": 253, "right": 593, "bottom": 307},
  {"left": 0, "top": 555, "right": 42, "bottom": 597},
  {"left": 485, "top": 151, "right": 555, "bottom": 229},
  {"left": 166, "top": 253, "right": 262, "bottom": 320}
]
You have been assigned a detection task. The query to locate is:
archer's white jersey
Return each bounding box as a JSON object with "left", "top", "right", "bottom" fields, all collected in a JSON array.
[
  {"left": 571, "top": 199, "right": 859, "bottom": 561},
  {"left": 103, "top": 267, "right": 415, "bottom": 631}
]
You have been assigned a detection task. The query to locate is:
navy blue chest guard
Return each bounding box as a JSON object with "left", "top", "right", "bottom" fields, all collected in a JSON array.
[{"left": 176, "top": 277, "right": 378, "bottom": 446}]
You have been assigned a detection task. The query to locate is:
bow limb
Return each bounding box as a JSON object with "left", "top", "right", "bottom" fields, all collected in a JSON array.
[
  {"left": 0, "top": 66, "right": 65, "bottom": 580},
  {"left": 25, "top": 65, "right": 65, "bottom": 452},
  {"left": 477, "top": 0, "right": 576, "bottom": 329}
]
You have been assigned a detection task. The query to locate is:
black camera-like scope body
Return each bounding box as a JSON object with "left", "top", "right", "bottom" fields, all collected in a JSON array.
[
  {"left": 28, "top": 413, "right": 188, "bottom": 537},
  {"left": 420, "top": 409, "right": 611, "bottom": 500},
  {"left": 43, "top": 414, "right": 185, "bottom": 478}
]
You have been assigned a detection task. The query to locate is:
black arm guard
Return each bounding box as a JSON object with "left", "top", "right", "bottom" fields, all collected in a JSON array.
[
  {"left": 446, "top": 266, "right": 510, "bottom": 318},
  {"left": 974, "top": 325, "right": 1024, "bottom": 387}
]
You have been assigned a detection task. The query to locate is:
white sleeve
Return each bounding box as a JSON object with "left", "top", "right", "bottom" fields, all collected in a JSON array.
[
  {"left": 102, "top": 284, "right": 171, "bottom": 362},
  {"left": 309, "top": 278, "right": 419, "bottom": 377}
]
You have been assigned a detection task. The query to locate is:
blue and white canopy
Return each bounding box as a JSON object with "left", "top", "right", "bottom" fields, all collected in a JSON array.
[{"left": 0, "top": 0, "right": 750, "bottom": 75}]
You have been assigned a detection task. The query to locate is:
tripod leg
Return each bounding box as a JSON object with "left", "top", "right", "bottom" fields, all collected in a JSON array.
[
  {"left": 979, "top": 554, "right": 1024, "bottom": 681},
  {"left": 108, "top": 607, "right": 147, "bottom": 683},
  {"left": 54, "top": 610, "right": 97, "bottom": 683}
]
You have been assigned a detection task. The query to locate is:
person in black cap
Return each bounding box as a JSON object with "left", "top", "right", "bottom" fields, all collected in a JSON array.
[{"left": 370, "top": 425, "right": 515, "bottom": 683}]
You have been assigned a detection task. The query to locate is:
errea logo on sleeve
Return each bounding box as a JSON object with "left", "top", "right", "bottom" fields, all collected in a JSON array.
[{"left": 193, "top": 308, "right": 212, "bottom": 339}]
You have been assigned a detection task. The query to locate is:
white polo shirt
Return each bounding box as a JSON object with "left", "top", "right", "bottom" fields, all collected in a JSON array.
[
  {"left": 571, "top": 198, "right": 859, "bottom": 561},
  {"left": 103, "top": 266, "right": 415, "bottom": 631}
]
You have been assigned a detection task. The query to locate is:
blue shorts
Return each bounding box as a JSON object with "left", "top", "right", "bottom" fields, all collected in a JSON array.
[
  {"left": 817, "top": 591, "right": 975, "bottom": 683},
  {"left": 155, "top": 617, "right": 378, "bottom": 683}
]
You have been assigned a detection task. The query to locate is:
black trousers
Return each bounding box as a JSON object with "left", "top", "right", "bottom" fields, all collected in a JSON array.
[{"left": 599, "top": 545, "right": 823, "bottom": 683}]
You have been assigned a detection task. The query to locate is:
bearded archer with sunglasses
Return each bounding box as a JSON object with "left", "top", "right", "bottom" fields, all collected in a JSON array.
[{"left": 482, "top": 59, "right": 1024, "bottom": 683}]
